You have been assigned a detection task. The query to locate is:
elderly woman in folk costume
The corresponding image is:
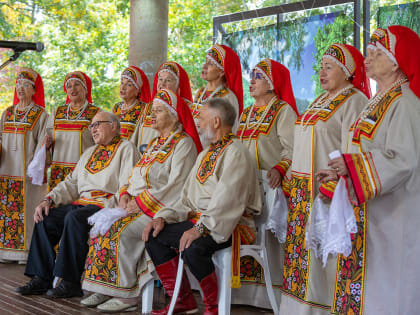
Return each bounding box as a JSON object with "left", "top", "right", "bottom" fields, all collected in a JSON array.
[
  {"left": 317, "top": 26, "right": 420, "bottom": 315},
  {"left": 132, "top": 61, "right": 193, "bottom": 153},
  {"left": 112, "top": 66, "right": 151, "bottom": 147},
  {"left": 81, "top": 89, "right": 202, "bottom": 313},
  {"left": 234, "top": 59, "right": 298, "bottom": 308},
  {"left": 191, "top": 44, "right": 243, "bottom": 132},
  {"left": 280, "top": 43, "right": 371, "bottom": 315},
  {"left": 0, "top": 68, "right": 48, "bottom": 263},
  {"left": 42, "top": 71, "right": 101, "bottom": 190}
]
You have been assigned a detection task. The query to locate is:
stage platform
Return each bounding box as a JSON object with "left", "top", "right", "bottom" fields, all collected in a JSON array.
[{"left": 0, "top": 263, "right": 273, "bottom": 314}]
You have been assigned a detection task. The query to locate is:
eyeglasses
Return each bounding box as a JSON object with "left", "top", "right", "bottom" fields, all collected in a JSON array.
[
  {"left": 249, "top": 71, "right": 264, "bottom": 80},
  {"left": 16, "top": 83, "right": 34, "bottom": 89},
  {"left": 88, "top": 121, "right": 113, "bottom": 130}
]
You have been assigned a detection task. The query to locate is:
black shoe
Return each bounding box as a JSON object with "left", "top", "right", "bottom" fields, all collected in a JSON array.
[
  {"left": 46, "top": 280, "right": 83, "bottom": 298},
  {"left": 16, "top": 276, "right": 52, "bottom": 295}
]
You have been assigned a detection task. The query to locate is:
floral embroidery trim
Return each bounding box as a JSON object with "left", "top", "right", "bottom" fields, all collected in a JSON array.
[
  {"left": 3, "top": 105, "right": 43, "bottom": 133},
  {"left": 0, "top": 176, "right": 26, "bottom": 251},
  {"left": 196, "top": 133, "right": 235, "bottom": 184},
  {"left": 351, "top": 85, "right": 402, "bottom": 145},
  {"left": 191, "top": 87, "right": 230, "bottom": 119},
  {"left": 283, "top": 174, "right": 311, "bottom": 300},
  {"left": 54, "top": 103, "right": 100, "bottom": 123},
  {"left": 113, "top": 101, "right": 147, "bottom": 140},
  {"left": 48, "top": 163, "right": 76, "bottom": 191},
  {"left": 333, "top": 203, "right": 367, "bottom": 315},
  {"left": 237, "top": 99, "right": 286, "bottom": 139},
  {"left": 296, "top": 88, "right": 357, "bottom": 126},
  {"left": 85, "top": 136, "right": 122, "bottom": 174}
]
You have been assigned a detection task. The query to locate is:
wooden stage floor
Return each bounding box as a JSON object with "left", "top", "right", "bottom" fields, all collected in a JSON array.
[{"left": 0, "top": 263, "right": 273, "bottom": 314}]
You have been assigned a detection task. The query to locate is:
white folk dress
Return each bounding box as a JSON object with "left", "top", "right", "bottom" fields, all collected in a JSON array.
[
  {"left": 0, "top": 104, "right": 48, "bottom": 261},
  {"left": 82, "top": 131, "right": 197, "bottom": 298}
]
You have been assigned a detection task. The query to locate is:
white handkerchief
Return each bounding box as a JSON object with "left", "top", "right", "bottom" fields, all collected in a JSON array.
[
  {"left": 88, "top": 207, "right": 128, "bottom": 238},
  {"left": 27, "top": 144, "right": 46, "bottom": 186}
]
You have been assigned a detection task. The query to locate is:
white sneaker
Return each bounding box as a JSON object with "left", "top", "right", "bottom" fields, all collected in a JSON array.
[
  {"left": 96, "top": 298, "right": 137, "bottom": 313},
  {"left": 80, "top": 292, "right": 110, "bottom": 307}
]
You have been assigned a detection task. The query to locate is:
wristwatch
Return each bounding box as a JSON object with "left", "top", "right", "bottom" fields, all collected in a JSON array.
[
  {"left": 194, "top": 222, "right": 210, "bottom": 237},
  {"left": 42, "top": 197, "right": 53, "bottom": 205}
]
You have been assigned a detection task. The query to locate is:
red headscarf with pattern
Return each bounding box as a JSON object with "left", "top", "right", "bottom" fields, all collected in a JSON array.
[
  {"left": 375, "top": 25, "right": 420, "bottom": 99},
  {"left": 121, "top": 66, "right": 151, "bottom": 103},
  {"left": 253, "top": 59, "right": 299, "bottom": 115},
  {"left": 152, "top": 61, "right": 192, "bottom": 102},
  {"left": 63, "top": 71, "right": 92, "bottom": 104},
  {"left": 13, "top": 67, "right": 45, "bottom": 108},
  {"left": 206, "top": 44, "right": 244, "bottom": 116},
  {"left": 154, "top": 89, "right": 202, "bottom": 153},
  {"left": 323, "top": 43, "right": 371, "bottom": 98}
]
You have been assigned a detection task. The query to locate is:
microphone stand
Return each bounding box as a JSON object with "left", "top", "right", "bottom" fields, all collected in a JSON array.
[{"left": 0, "top": 50, "right": 23, "bottom": 71}]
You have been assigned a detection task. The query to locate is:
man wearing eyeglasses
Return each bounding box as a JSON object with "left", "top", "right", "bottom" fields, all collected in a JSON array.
[{"left": 16, "top": 111, "right": 139, "bottom": 299}]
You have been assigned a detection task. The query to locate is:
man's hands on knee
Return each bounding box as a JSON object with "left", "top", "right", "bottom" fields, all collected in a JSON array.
[
  {"left": 142, "top": 217, "right": 165, "bottom": 242},
  {"left": 179, "top": 227, "right": 201, "bottom": 252},
  {"left": 34, "top": 200, "right": 51, "bottom": 223}
]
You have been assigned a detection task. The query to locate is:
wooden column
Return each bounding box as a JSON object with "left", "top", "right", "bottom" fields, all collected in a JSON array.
[{"left": 129, "top": 0, "right": 168, "bottom": 89}]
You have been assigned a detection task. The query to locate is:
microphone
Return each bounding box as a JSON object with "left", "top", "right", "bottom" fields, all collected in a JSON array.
[{"left": 0, "top": 40, "right": 44, "bottom": 52}]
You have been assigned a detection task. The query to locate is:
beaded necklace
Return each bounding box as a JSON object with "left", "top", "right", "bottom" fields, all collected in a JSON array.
[
  {"left": 197, "top": 84, "right": 223, "bottom": 105},
  {"left": 301, "top": 84, "right": 353, "bottom": 130},
  {"left": 121, "top": 99, "right": 138, "bottom": 114},
  {"left": 66, "top": 100, "right": 88, "bottom": 120},
  {"left": 12, "top": 102, "right": 34, "bottom": 151},
  {"left": 355, "top": 78, "right": 408, "bottom": 124},
  {"left": 239, "top": 96, "right": 277, "bottom": 148},
  {"left": 140, "top": 125, "right": 182, "bottom": 176}
]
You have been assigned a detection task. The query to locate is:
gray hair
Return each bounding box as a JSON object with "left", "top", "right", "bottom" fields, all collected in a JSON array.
[
  {"left": 207, "top": 98, "right": 236, "bottom": 127},
  {"left": 100, "top": 111, "right": 121, "bottom": 133}
]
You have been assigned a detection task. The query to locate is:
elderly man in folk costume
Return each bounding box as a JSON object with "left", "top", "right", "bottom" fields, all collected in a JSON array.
[
  {"left": 132, "top": 61, "right": 193, "bottom": 153},
  {"left": 41, "top": 71, "right": 101, "bottom": 190},
  {"left": 192, "top": 44, "right": 243, "bottom": 132},
  {"left": 280, "top": 43, "right": 370, "bottom": 315},
  {"left": 80, "top": 89, "right": 201, "bottom": 313},
  {"left": 319, "top": 26, "right": 420, "bottom": 315},
  {"left": 234, "top": 59, "right": 298, "bottom": 308},
  {"left": 143, "top": 98, "right": 262, "bottom": 315},
  {"left": 16, "top": 111, "right": 139, "bottom": 299},
  {"left": 112, "top": 66, "right": 151, "bottom": 147},
  {"left": 0, "top": 68, "right": 48, "bottom": 263}
]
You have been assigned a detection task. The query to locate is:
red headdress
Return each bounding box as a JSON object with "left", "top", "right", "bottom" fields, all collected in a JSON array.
[
  {"left": 154, "top": 89, "right": 203, "bottom": 153},
  {"left": 63, "top": 71, "right": 92, "bottom": 104},
  {"left": 121, "top": 66, "right": 151, "bottom": 103},
  {"left": 376, "top": 25, "right": 420, "bottom": 99},
  {"left": 152, "top": 61, "right": 192, "bottom": 102},
  {"left": 323, "top": 43, "right": 371, "bottom": 98},
  {"left": 13, "top": 67, "right": 45, "bottom": 108},
  {"left": 253, "top": 59, "right": 299, "bottom": 115},
  {"left": 206, "top": 44, "right": 244, "bottom": 116}
]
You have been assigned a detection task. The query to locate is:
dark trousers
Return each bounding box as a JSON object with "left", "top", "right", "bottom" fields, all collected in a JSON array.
[
  {"left": 24, "top": 204, "right": 100, "bottom": 283},
  {"left": 145, "top": 221, "right": 231, "bottom": 282}
]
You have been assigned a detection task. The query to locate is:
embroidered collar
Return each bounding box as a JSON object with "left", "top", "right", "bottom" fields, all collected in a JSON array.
[
  {"left": 85, "top": 135, "right": 122, "bottom": 174},
  {"left": 196, "top": 133, "right": 235, "bottom": 184}
]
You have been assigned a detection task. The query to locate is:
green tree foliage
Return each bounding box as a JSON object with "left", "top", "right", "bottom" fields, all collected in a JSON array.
[{"left": 0, "top": 0, "right": 129, "bottom": 112}]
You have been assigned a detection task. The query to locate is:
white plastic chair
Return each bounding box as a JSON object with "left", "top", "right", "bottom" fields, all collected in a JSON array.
[
  {"left": 141, "top": 278, "right": 154, "bottom": 314},
  {"left": 168, "top": 170, "right": 280, "bottom": 315}
]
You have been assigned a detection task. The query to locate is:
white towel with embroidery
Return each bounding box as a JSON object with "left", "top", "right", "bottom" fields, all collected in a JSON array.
[
  {"left": 88, "top": 207, "right": 128, "bottom": 238},
  {"left": 27, "top": 144, "right": 46, "bottom": 186},
  {"left": 321, "top": 177, "right": 357, "bottom": 267},
  {"left": 305, "top": 195, "right": 329, "bottom": 259},
  {"left": 265, "top": 187, "right": 289, "bottom": 243}
]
